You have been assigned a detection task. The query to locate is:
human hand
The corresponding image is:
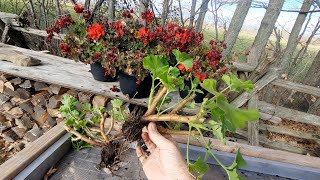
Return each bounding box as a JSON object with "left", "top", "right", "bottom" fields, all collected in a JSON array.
[{"left": 136, "top": 122, "right": 194, "bottom": 180}]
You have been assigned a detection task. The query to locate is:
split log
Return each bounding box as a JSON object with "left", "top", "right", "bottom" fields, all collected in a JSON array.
[
  {"left": 15, "top": 115, "right": 34, "bottom": 129},
  {"left": 19, "top": 80, "right": 32, "bottom": 89},
  {"left": 33, "top": 81, "right": 48, "bottom": 91},
  {"left": 92, "top": 95, "right": 108, "bottom": 107},
  {"left": 0, "top": 50, "right": 41, "bottom": 66},
  {"left": 48, "top": 84, "right": 68, "bottom": 95},
  {"left": 47, "top": 95, "right": 62, "bottom": 109}
]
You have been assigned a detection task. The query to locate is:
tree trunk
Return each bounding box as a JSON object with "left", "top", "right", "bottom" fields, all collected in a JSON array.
[
  {"left": 189, "top": 0, "right": 197, "bottom": 27},
  {"left": 279, "top": 0, "right": 314, "bottom": 73},
  {"left": 55, "top": 0, "right": 62, "bottom": 16},
  {"left": 162, "top": 0, "right": 170, "bottom": 26},
  {"left": 85, "top": 0, "right": 91, "bottom": 10},
  {"left": 195, "top": 0, "right": 209, "bottom": 32},
  {"left": 222, "top": 0, "right": 252, "bottom": 58},
  {"left": 108, "top": 0, "right": 116, "bottom": 21},
  {"left": 303, "top": 50, "right": 320, "bottom": 87},
  {"left": 177, "top": 0, "right": 184, "bottom": 27},
  {"left": 246, "top": 0, "right": 285, "bottom": 67},
  {"left": 90, "top": 0, "right": 106, "bottom": 22}
]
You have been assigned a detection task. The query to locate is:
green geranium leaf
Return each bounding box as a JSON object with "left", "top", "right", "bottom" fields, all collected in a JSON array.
[
  {"left": 216, "top": 95, "right": 259, "bottom": 132},
  {"left": 143, "top": 55, "right": 169, "bottom": 77},
  {"left": 111, "top": 99, "right": 124, "bottom": 109},
  {"left": 200, "top": 79, "right": 217, "bottom": 95},
  {"left": 222, "top": 74, "right": 254, "bottom": 92},
  {"left": 226, "top": 150, "right": 247, "bottom": 180},
  {"left": 169, "top": 67, "right": 180, "bottom": 77},
  {"left": 189, "top": 157, "right": 209, "bottom": 180},
  {"left": 172, "top": 49, "right": 193, "bottom": 69},
  {"left": 208, "top": 120, "right": 226, "bottom": 144}
]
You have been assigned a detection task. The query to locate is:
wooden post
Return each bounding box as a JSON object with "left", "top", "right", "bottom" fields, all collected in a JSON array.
[{"left": 247, "top": 94, "right": 259, "bottom": 146}]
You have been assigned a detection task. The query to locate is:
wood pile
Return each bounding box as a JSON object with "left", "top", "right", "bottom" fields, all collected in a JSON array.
[{"left": 0, "top": 73, "right": 110, "bottom": 164}]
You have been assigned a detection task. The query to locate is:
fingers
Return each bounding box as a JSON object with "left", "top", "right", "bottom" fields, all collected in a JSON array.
[
  {"left": 136, "top": 146, "right": 147, "bottom": 164},
  {"left": 147, "top": 122, "right": 174, "bottom": 148},
  {"left": 142, "top": 132, "right": 157, "bottom": 153}
]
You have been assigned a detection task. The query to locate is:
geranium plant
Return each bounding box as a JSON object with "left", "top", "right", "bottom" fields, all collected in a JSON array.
[{"left": 59, "top": 49, "right": 259, "bottom": 179}]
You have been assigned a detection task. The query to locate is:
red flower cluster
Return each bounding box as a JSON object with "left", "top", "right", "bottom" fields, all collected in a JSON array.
[
  {"left": 138, "top": 27, "right": 150, "bottom": 44},
  {"left": 194, "top": 72, "right": 207, "bottom": 81},
  {"left": 141, "top": 10, "right": 155, "bottom": 24},
  {"left": 87, "top": 24, "right": 105, "bottom": 40},
  {"left": 46, "top": 16, "right": 75, "bottom": 42},
  {"left": 206, "top": 40, "right": 226, "bottom": 68},
  {"left": 178, "top": 63, "right": 193, "bottom": 72},
  {"left": 116, "top": 22, "right": 124, "bottom": 37},
  {"left": 74, "top": 3, "right": 84, "bottom": 14},
  {"left": 122, "top": 10, "right": 133, "bottom": 19},
  {"left": 59, "top": 43, "right": 71, "bottom": 54}
]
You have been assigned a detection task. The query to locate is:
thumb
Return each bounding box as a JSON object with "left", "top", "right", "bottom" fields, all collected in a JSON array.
[{"left": 147, "top": 122, "right": 173, "bottom": 148}]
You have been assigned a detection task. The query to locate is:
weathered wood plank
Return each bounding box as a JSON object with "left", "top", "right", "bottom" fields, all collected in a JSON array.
[
  {"left": 272, "top": 79, "right": 320, "bottom": 97},
  {"left": 232, "top": 62, "right": 255, "bottom": 72},
  {"left": 0, "top": 122, "right": 66, "bottom": 180},
  {"left": 173, "top": 135, "right": 320, "bottom": 169},
  {"left": 12, "top": 26, "right": 64, "bottom": 40},
  {"left": 258, "top": 101, "right": 320, "bottom": 126},
  {"left": 231, "top": 69, "right": 279, "bottom": 107},
  {"left": 0, "top": 43, "right": 194, "bottom": 113},
  {"left": 259, "top": 123, "right": 320, "bottom": 143},
  {"left": 247, "top": 94, "right": 259, "bottom": 146}
]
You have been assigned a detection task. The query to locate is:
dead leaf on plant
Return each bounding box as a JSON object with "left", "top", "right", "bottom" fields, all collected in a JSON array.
[{"left": 310, "top": 95, "right": 317, "bottom": 102}]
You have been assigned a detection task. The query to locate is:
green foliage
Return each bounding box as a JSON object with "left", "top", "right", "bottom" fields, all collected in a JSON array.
[
  {"left": 59, "top": 94, "right": 106, "bottom": 132},
  {"left": 71, "top": 139, "right": 93, "bottom": 150},
  {"left": 200, "top": 79, "right": 218, "bottom": 95},
  {"left": 172, "top": 49, "right": 194, "bottom": 69},
  {"left": 143, "top": 53, "right": 185, "bottom": 92},
  {"left": 222, "top": 74, "right": 254, "bottom": 92},
  {"left": 189, "top": 157, "right": 209, "bottom": 180},
  {"left": 109, "top": 99, "right": 127, "bottom": 121},
  {"left": 216, "top": 95, "right": 260, "bottom": 132},
  {"left": 225, "top": 151, "right": 247, "bottom": 180}
]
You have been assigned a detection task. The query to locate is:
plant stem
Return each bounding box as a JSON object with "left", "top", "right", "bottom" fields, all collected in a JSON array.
[
  {"left": 145, "top": 86, "right": 168, "bottom": 116},
  {"left": 100, "top": 114, "right": 108, "bottom": 142},
  {"left": 64, "top": 125, "right": 103, "bottom": 146},
  {"left": 157, "top": 125, "right": 198, "bottom": 136},
  {"left": 143, "top": 114, "right": 198, "bottom": 123},
  {"left": 197, "top": 128, "right": 227, "bottom": 171},
  {"left": 170, "top": 94, "right": 196, "bottom": 114},
  {"left": 105, "top": 117, "right": 114, "bottom": 137},
  {"left": 148, "top": 77, "right": 156, "bottom": 109},
  {"left": 187, "top": 125, "right": 191, "bottom": 165},
  {"left": 157, "top": 91, "right": 169, "bottom": 115}
]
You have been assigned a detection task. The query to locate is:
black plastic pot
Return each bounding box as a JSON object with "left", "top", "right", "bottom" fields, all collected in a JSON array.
[
  {"left": 179, "top": 80, "right": 208, "bottom": 103},
  {"left": 90, "top": 62, "right": 118, "bottom": 82},
  {"left": 119, "top": 72, "right": 152, "bottom": 99}
]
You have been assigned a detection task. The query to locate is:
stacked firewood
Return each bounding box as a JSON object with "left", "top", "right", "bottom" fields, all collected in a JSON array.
[{"left": 0, "top": 73, "right": 110, "bottom": 157}]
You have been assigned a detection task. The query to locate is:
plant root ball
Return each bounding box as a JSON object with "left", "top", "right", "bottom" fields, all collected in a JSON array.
[
  {"left": 122, "top": 120, "right": 144, "bottom": 142},
  {"left": 100, "top": 141, "right": 120, "bottom": 168},
  {"left": 122, "top": 105, "right": 147, "bottom": 142}
]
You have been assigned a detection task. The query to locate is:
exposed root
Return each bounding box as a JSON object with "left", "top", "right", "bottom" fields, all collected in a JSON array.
[{"left": 122, "top": 106, "right": 147, "bottom": 142}]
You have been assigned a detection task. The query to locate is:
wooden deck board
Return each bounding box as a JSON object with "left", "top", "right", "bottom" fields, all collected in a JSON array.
[{"left": 0, "top": 43, "right": 191, "bottom": 112}]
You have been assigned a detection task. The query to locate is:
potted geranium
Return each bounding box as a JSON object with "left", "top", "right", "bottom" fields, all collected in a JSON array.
[
  {"left": 59, "top": 49, "right": 259, "bottom": 179},
  {"left": 47, "top": 4, "right": 119, "bottom": 82},
  {"left": 178, "top": 40, "right": 229, "bottom": 103}
]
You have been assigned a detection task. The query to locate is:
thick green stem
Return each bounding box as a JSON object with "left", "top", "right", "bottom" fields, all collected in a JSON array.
[
  {"left": 148, "top": 77, "right": 156, "bottom": 108},
  {"left": 197, "top": 128, "right": 227, "bottom": 171},
  {"left": 187, "top": 125, "right": 191, "bottom": 165}
]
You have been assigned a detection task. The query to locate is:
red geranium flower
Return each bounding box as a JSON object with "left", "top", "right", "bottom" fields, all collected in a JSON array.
[
  {"left": 116, "top": 21, "right": 124, "bottom": 36},
  {"left": 178, "top": 63, "right": 193, "bottom": 72},
  {"left": 87, "top": 24, "right": 105, "bottom": 40},
  {"left": 74, "top": 4, "right": 84, "bottom": 14},
  {"left": 194, "top": 72, "right": 207, "bottom": 81},
  {"left": 138, "top": 27, "right": 150, "bottom": 44},
  {"left": 141, "top": 10, "right": 155, "bottom": 24}
]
